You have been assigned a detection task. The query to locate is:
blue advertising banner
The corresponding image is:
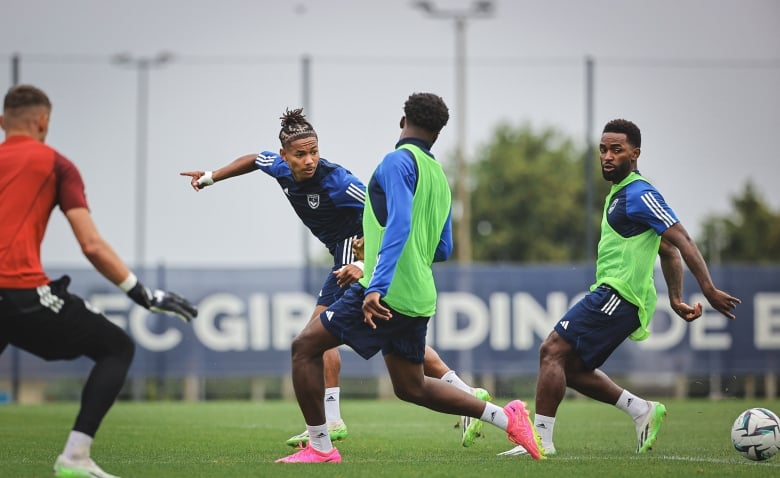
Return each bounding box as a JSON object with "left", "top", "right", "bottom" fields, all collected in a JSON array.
[{"left": 1, "top": 265, "right": 778, "bottom": 379}]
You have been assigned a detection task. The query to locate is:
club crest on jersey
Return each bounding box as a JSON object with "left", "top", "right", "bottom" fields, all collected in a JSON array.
[
  {"left": 608, "top": 198, "right": 619, "bottom": 214},
  {"left": 307, "top": 194, "right": 320, "bottom": 209}
]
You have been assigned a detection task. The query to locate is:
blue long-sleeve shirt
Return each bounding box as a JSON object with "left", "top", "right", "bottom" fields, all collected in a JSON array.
[{"left": 365, "top": 138, "right": 453, "bottom": 297}]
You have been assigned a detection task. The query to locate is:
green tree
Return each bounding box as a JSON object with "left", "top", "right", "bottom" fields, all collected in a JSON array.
[
  {"left": 698, "top": 182, "right": 780, "bottom": 263},
  {"left": 468, "top": 122, "right": 607, "bottom": 263}
]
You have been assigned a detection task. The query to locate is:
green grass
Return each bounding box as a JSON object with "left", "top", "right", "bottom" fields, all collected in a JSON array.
[{"left": 1, "top": 398, "right": 779, "bottom": 477}]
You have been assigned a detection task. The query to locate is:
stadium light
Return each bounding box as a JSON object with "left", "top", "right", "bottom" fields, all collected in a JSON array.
[
  {"left": 112, "top": 52, "right": 173, "bottom": 275},
  {"left": 413, "top": 1, "right": 494, "bottom": 263}
]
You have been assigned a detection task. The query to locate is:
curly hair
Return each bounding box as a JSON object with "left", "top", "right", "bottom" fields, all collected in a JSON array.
[
  {"left": 404, "top": 93, "right": 449, "bottom": 134},
  {"left": 603, "top": 118, "right": 641, "bottom": 148},
  {"left": 278, "top": 108, "right": 317, "bottom": 147}
]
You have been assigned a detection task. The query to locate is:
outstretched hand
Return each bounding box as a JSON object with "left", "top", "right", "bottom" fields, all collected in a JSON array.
[
  {"left": 150, "top": 289, "right": 198, "bottom": 322},
  {"left": 704, "top": 289, "right": 741, "bottom": 320},
  {"left": 672, "top": 289, "right": 741, "bottom": 322},
  {"left": 126, "top": 281, "right": 198, "bottom": 322},
  {"left": 180, "top": 171, "right": 210, "bottom": 191}
]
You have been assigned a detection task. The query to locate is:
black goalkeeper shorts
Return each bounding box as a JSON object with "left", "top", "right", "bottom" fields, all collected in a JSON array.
[{"left": 0, "top": 275, "right": 131, "bottom": 362}]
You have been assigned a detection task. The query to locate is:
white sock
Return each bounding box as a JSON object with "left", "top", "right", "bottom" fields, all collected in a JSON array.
[
  {"left": 441, "top": 370, "right": 472, "bottom": 394},
  {"left": 480, "top": 402, "right": 509, "bottom": 430},
  {"left": 534, "top": 414, "right": 555, "bottom": 448},
  {"left": 324, "top": 387, "right": 342, "bottom": 424},
  {"left": 615, "top": 389, "right": 650, "bottom": 421},
  {"left": 63, "top": 430, "right": 92, "bottom": 461},
  {"left": 306, "top": 424, "right": 333, "bottom": 453}
]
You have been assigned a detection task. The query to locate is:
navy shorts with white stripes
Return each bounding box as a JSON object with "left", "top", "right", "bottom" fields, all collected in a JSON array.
[
  {"left": 317, "top": 268, "right": 343, "bottom": 307},
  {"left": 553, "top": 284, "right": 641, "bottom": 370},
  {"left": 317, "top": 235, "right": 361, "bottom": 307},
  {"left": 320, "top": 283, "right": 429, "bottom": 363}
]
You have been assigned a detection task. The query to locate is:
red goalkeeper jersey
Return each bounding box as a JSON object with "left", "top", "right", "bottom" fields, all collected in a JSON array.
[{"left": 0, "top": 136, "right": 88, "bottom": 288}]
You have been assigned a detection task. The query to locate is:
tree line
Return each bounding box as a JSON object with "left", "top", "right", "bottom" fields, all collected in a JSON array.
[{"left": 455, "top": 122, "right": 779, "bottom": 264}]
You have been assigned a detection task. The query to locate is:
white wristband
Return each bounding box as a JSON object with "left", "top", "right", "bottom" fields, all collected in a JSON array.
[
  {"left": 352, "top": 260, "right": 364, "bottom": 272},
  {"left": 197, "top": 170, "right": 214, "bottom": 187},
  {"left": 118, "top": 272, "right": 138, "bottom": 292}
]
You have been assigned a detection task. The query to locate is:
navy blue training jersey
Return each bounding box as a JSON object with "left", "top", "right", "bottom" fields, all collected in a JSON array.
[
  {"left": 606, "top": 173, "right": 679, "bottom": 238},
  {"left": 255, "top": 151, "right": 365, "bottom": 255}
]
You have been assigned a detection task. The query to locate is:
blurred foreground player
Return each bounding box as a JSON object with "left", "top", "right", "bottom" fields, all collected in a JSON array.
[{"left": 0, "top": 85, "right": 197, "bottom": 478}]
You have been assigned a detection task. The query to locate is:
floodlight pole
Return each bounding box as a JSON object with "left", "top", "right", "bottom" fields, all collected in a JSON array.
[
  {"left": 113, "top": 52, "right": 172, "bottom": 401},
  {"left": 113, "top": 52, "right": 173, "bottom": 277},
  {"left": 413, "top": 1, "right": 494, "bottom": 263},
  {"left": 301, "top": 54, "right": 313, "bottom": 293},
  {"left": 584, "top": 56, "right": 595, "bottom": 261}
]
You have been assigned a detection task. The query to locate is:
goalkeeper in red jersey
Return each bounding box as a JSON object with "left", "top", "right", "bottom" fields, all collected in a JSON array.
[{"left": 0, "top": 85, "right": 196, "bottom": 478}]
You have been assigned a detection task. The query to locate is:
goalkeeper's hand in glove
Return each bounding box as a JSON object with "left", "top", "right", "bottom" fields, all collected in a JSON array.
[
  {"left": 126, "top": 280, "right": 154, "bottom": 309},
  {"left": 150, "top": 289, "right": 198, "bottom": 322},
  {"left": 124, "top": 277, "right": 197, "bottom": 322}
]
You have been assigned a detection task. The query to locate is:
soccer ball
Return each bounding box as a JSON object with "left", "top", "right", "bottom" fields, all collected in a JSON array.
[{"left": 731, "top": 407, "right": 780, "bottom": 461}]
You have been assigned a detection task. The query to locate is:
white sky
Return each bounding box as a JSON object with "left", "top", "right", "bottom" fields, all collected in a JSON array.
[{"left": 2, "top": 0, "right": 778, "bottom": 268}]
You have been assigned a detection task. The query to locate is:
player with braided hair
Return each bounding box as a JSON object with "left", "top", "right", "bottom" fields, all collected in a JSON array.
[
  {"left": 181, "top": 107, "right": 489, "bottom": 449},
  {"left": 275, "top": 92, "right": 541, "bottom": 464}
]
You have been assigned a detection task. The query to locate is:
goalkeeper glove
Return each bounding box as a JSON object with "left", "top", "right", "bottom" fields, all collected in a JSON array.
[
  {"left": 126, "top": 280, "right": 154, "bottom": 309},
  {"left": 150, "top": 289, "right": 198, "bottom": 322},
  {"left": 123, "top": 275, "right": 198, "bottom": 322}
]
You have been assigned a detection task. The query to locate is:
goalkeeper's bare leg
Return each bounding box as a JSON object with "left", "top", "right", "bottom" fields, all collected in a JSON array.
[{"left": 286, "top": 306, "right": 348, "bottom": 447}]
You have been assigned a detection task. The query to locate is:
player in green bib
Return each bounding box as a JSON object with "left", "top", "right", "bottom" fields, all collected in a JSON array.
[
  {"left": 277, "top": 93, "right": 543, "bottom": 464},
  {"left": 501, "top": 118, "right": 741, "bottom": 458}
]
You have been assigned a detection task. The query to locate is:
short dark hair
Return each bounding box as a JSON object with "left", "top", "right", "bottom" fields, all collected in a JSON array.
[
  {"left": 404, "top": 93, "right": 449, "bottom": 134},
  {"left": 278, "top": 108, "right": 317, "bottom": 147},
  {"left": 603, "top": 119, "right": 641, "bottom": 148},
  {"left": 4, "top": 84, "right": 51, "bottom": 112}
]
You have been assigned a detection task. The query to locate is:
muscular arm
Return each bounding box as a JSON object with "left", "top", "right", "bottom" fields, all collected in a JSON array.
[
  {"left": 661, "top": 222, "right": 741, "bottom": 319},
  {"left": 66, "top": 207, "right": 198, "bottom": 320},
  {"left": 180, "top": 153, "right": 258, "bottom": 191},
  {"left": 65, "top": 207, "right": 131, "bottom": 285},
  {"left": 658, "top": 236, "right": 701, "bottom": 321}
]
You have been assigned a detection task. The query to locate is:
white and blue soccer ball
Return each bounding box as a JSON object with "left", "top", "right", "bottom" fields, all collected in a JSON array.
[{"left": 731, "top": 407, "right": 780, "bottom": 461}]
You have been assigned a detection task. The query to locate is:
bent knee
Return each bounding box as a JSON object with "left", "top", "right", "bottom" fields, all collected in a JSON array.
[
  {"left": 290, "top": 334, "right": 311, "bottom": 360},
  {"left": 394, "top": 387, "right": 423, "bottom": 404},
  {"left": 118, "top": 333, "right": 135, "bottom": 362},
  {"left": 94, "top": 327, "right": 135, "bottom": 364},
  {"left": 392, "top": 382, "right": 428, "bottom": 404},
  {"left": 291, "top": 327, "right": 332, "bottom": 362},
  {"left": 539, "top": 331, "right": 571, "bottom": 360}
]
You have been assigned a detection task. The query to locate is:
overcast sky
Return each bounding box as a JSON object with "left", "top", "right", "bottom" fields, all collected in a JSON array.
[{"left": 2, "top": 0, "right": 778, "bottom": 268}]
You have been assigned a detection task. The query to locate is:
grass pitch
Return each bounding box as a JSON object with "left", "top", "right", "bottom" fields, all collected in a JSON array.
[{"left": 1, "top": 398, "right": 779, "bottom": 477}]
